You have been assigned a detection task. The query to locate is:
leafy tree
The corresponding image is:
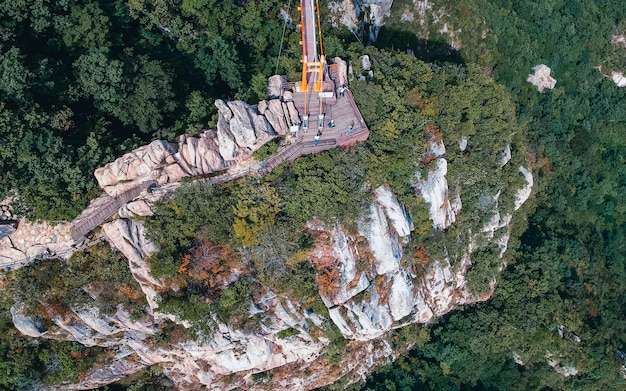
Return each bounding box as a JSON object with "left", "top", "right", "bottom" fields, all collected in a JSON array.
[
  {"left": 0, "top": 46, "right": 31, "bottom": 104},
  {"left": 146, "top": 182, "right": 234, "bottom": 278},
  {"left": 282, "top": 147, "right": 370, "bottom": 227},
  {"left": 194, "top": 35, "right": 244, "bottom": 91},
  {"left": 232, "top": 179, "right": 282, "bottom": 247},
  {"left": 62, "top": 2, "right": 111, "bottom": 49},
  {"left": 73, "top": 48, "right": 125, "bottom": 115}
]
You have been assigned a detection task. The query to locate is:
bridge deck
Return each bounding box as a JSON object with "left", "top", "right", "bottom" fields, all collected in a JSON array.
[
  {"left": 70, "top": 182, "right": 155, "bottom": 241},
  {"left": 259, "top": 66, "right": 369, "bottom": 175}
]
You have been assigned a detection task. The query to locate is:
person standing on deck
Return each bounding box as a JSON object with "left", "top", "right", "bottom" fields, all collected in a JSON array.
[{"left": 347, "top": 120, "right": 354, "bottom": 134}]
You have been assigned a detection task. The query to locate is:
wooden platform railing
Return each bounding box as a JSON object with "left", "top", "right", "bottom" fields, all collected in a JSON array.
[
  {"left": 70, "top": 181, "right": 155, "bottom": 241},
  {"left": 258, "top": 143, "right": 303, "bottom": 177}
]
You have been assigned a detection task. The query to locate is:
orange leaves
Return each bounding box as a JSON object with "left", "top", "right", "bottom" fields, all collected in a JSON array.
[
  {"left": 316, "top": 268, "right": 340, "bottom": 298},
  {"left": 70, "top": 350, "right": 89, "bottom": 360},
  {"left": 178, "top": 254, "right": 191, "bottom": 274},
  {"left": 178, "top": 241, "right": 247, "bottom": 293},
  {"left": 118, "top": 286, "right": 143, "bottom": 302},
  {"left": 404, "top": 86, "right": 424, "bottom": 109},
  {"left": 415, "top": 245, "right": 429, "bottom": 265},
  {"left": 420, "top": 152, "right": 436, "bottom": 165},
  {"left": 538, "top": 157, "right": 552, "bottom": 174},
  {"left": 425, "top": 124, "right": 443, "bottom": 142}
]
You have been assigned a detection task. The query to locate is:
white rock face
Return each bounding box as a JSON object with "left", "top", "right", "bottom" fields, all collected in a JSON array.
[
  {"left": 315, "top": 186, "right": 471, "bottom": 341},
  {"left": 11, "top": 304, "right": 46, "bottom": 337},
  {"left": 318, "top": 228, "right": 370, "bottom": 307},
  {"left": 547, "top": 353, "right": 579, "bottom": 377},
  {"left": 374, "top": 186, "right": 414, "bottom": 237},
  {"left": 611, "top": 71, "right": 626, "bottom": 87},
  {"left": 359, "top": 55, "right": 372, "bottom": 71},
  {"left": 501, "top": 144, "right": 512, "bottom": 166},
  {"left": 328, "top": 0, "right": 393, "bottom": 41},
  {"left": 102, "top": 219, "right": 162, "bottom": 312},
  {"left": 318, "top": 135, "right": 533, "bottom": 341},
  {"left": 515, "top": 166, "right": 534, "bottom": 210},
  {"left": 48, "top": 358, "right": 146, "bottom": 391},
  {"left": 387, "top": 271, "right": 414, "bottom": 321},
  {"left": 612, "top": 34, "right": 626, "bottom": 49},
  {"left": 358, "top": 202, "right": 402, "bottom": 275},
  {"left": 527, "top": 64, "right": 557, "bottom": 92},
  {"left": 416, "top": 158, "right": 459, "bottom": 230}
]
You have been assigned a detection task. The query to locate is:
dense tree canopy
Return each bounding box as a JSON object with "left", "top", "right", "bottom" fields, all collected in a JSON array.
[{"left": 0, "top": 0, "right": 624, "bottom": 389}]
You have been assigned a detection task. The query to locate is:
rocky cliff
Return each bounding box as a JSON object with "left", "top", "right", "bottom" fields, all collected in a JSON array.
[
  {"left": 4, "top": 70, "right": 534, "bottom": 389},
  {"left": 328, "top": 0, "right": 465, "bottom": 48},
  {"left": 94, "top": 97, "right": 298, "bottom": 197},
  {"left": 9, "top": 140, "right": 532, "bottom": 390},
  {"left": 329, "top": 0, "right": 394, "bottom": 42}
]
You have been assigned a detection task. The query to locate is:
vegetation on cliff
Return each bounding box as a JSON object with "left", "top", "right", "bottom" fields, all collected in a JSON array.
[
  {"left": 348, "top": 1, "right": 626, "bottom": 391},
  {"left": 0, "top": 0, "right": 624, "bottom": 390}
]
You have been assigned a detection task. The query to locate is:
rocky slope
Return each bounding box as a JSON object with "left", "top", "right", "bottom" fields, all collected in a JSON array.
[
  {"left": 3, "top": 63, "right": 534, "bottom": 389},
  {"left": 328, "top": 0, "right": 465, "bottom": 48},
  {"left": 8, "top": 130, "right": 532, "bottom": 390},
  {"left": 94, "top": 95, "right": 299, "bottom": 197},
  {"left": 0, "top": 87, "right": 302, "bottom": 268}
]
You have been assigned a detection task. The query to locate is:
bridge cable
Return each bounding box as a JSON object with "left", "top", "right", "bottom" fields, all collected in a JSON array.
[{"left": 275, "top": 0, "right": 293, "bottom": 75}]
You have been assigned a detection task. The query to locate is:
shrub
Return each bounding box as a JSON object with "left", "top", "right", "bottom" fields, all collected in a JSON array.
[{"left": 276, "top": 327, "right": 299, "bottom": 339}]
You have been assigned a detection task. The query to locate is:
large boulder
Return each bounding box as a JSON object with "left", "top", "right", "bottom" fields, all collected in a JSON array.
[
  {"left": 11, "top": 304, "right": 46, "bottom": 337},
  {"left": 359, "top": 54, "right": 371, "bottom": 71},
  {"left": 333, "top": 57, "right": 349, "bottom": 86},
  {"left": 527, "top": 64, "right": 557, "bottom": 92},
  {"left": 262, "top": 99, "right": 290, "bottom": 135},
  {"left": 267, "top": 75, "right": 288, "bottom": 98},
  {"left": 227, "top": 101, "right": 268, "bottom": 148},
  {"left": 611, "top": 71, "right": 626, "bottom": 87},
  {"left": 178, "top": 131, "right": 228, "bottom": 174},
  {"left": 94, "top": 140, "right": 176, "bottom": 196}
]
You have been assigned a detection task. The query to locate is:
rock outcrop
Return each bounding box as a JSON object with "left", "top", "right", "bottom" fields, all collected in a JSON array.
[
  {"left": 515, "top": 166, "right": 534, "bottom": 210},
  {"left": 0, "top": 219, "right": 74, "bottom": 271},
  {"left": 329, "top": 0, "right": 464, "bottom": 49},
  {"left": 599, "top": 34, "right": 626, "bottom": 87},
  {"left": 7, "top": 75, "right": 533, "bottom": 390},
  {"left": 314, "top": 185, "right": 476, "bottom": 341},
  {"left": 328, "top": 0, "right": 394, "bottom": 42},
  {"left": 11, "top": 170, "right": 532, "bottom": 390},
  {"left": 259, "top": 98, "right": 301, "bottom": 136},
  {"left": 268, "top": 74, "right": 288, "bottom": 98},
  {"left": 610, "top": 71, "right": 626, "bottom": 87},
  {"left": 527, "top": 64, "right": 557, "bottom": 92},
  {"left": 94, "top": 99, "right": 285, "bottom": 197},
  {"left": 333, "top": 57, "right": 349, "bottom": 87},
  {"left": 11, "top": 304, "right": 46, "bottom": 337},
  {"left": 413, "top": 139, "right": 461, "bottom": 230}
]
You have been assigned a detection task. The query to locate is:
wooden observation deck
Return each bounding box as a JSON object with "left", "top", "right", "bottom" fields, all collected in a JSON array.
[{"left": 261, "top": 0, "right": 369, "bottom": 170}]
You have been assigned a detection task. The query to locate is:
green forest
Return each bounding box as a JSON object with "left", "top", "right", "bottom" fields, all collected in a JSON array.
[{"left": 0, "top": 0, "right": 625, "bottom": 390}]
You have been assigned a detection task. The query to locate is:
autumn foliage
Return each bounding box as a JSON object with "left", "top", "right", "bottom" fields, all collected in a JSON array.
[
  {"left": 180, "top": 241, "right": 246, "bottom": 293},
  {"left": 316, "top": 268, "right": 341, "bottom": 298}
]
